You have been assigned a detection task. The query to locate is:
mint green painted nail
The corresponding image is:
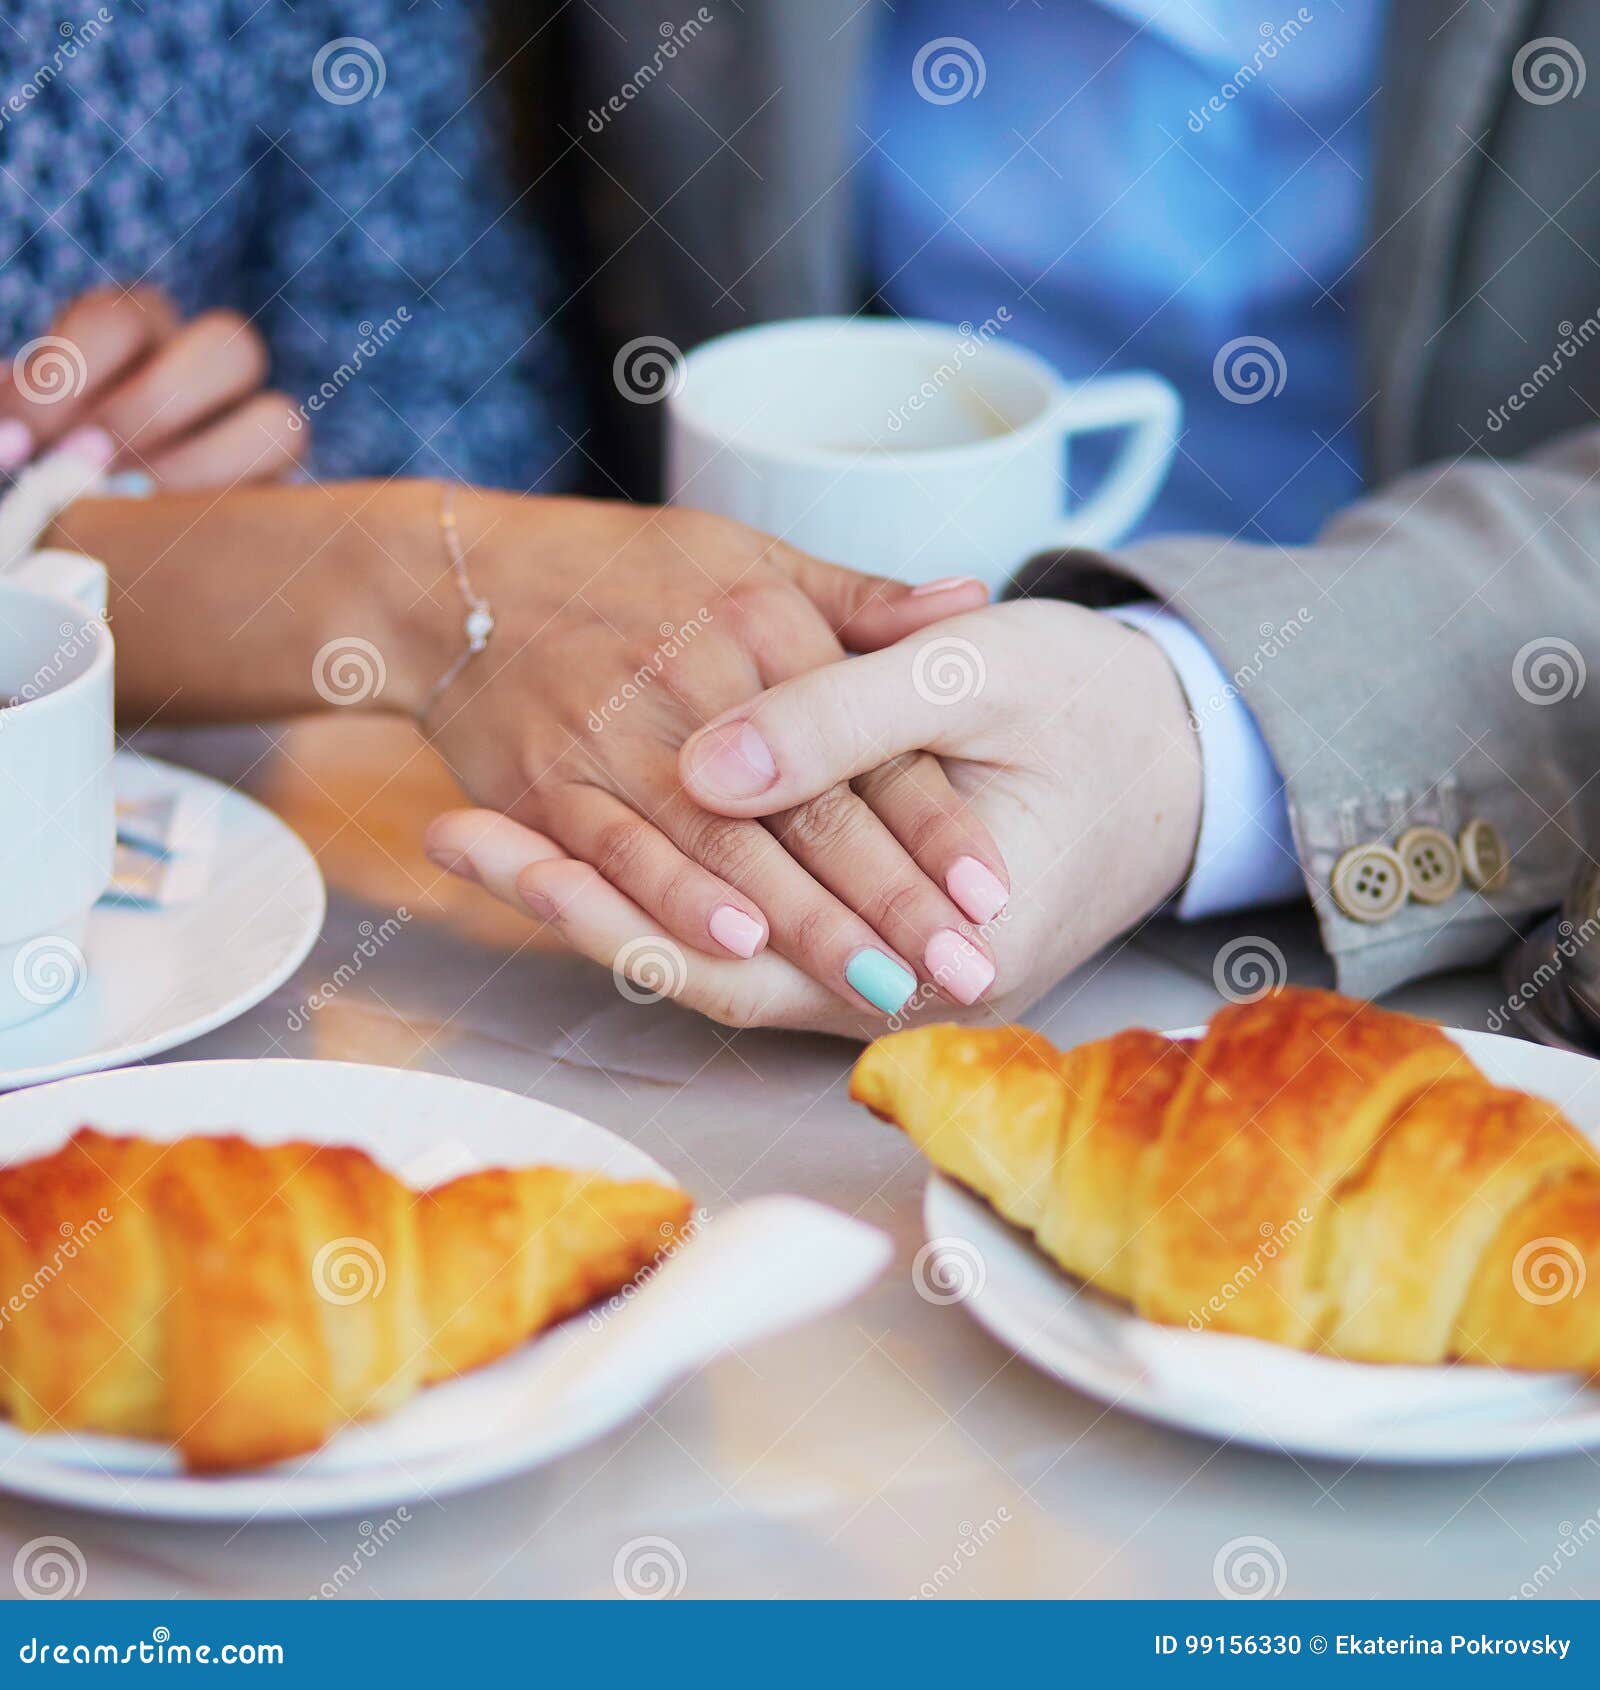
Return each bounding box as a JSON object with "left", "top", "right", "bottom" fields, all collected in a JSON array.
[{"left": 846, "top": 949, "right": 916, "bottom": 1015}]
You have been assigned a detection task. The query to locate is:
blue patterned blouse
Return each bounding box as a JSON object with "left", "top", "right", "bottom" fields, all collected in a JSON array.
[{"left": 0, "top": 0, "right": 576, "bottom": 489}]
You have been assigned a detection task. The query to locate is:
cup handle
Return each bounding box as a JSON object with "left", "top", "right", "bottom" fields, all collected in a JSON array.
[
  {"left": 1035, "top": 371, "right": 1181, "bottom": 555},
  {"left": 4, "top": 548, "right": 108, "bottom": 616}
]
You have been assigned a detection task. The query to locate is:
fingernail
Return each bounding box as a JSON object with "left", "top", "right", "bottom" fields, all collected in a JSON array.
[
  {"left": 709, "top": 904, "right": 764, "bottom": 958},
  {"left": 425, "top": 847, "right": 476, "bottom": 883},
  {"left": 0, "top": 418, "right": 33, "bottom": 470},
  {"left": 845, "top": 949, "right": 916, "bottom": 1015},
  {"left": 103, "top": 470, "right": 154, "bottom": 497},
  {"left": 53, "top": 425, "right": 116, "bottom": 471},
  {"left": 947, "top": 856, "right": 1008, "bottom": 925},
  {"left": 685, "top": 721, "right": 777, "bottom": 799},
  {"left": 925, "top": 929, "right": 995, "bottom": 1005},
  {"left": 910, "top": 575, "right": 987, "bottom": 598}
]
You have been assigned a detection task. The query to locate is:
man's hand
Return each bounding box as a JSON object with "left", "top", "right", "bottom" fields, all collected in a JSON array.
[
  {"left": 428, "top": 600, "right": 1203, "bottom": 1035},
  {"left": 0, "top": 286, "right": 304, "bottom": 486},
  {"left": 417, "top": 493, "right": 1007, "bottom": 1018}
]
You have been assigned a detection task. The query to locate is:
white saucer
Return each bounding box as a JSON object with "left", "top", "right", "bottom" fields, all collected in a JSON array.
[
  {"left": 0, "top": 753, "right": 324, "bottom": 1090},
  {"left": 0, "top": 1059, "right": 683, "bottom": 1520},
  {"left": 923, "top": 1024, "right": 1600, "bottom": 1466}
]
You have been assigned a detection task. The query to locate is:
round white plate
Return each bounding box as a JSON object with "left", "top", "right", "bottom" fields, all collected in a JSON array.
[
  {"left": 924, "top": 1024, "right": 1600, "bottom": 1466},
  {"left": 0, "top": 753, "right": 324, "bottom": 1090},
  {"left": 0, "top": 1058, "right": 681, "bottom": 1519}
]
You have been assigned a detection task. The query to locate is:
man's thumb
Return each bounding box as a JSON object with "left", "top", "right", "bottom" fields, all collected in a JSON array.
[{"left": 679, "top": 627, "right": 991, "bottom": 816}]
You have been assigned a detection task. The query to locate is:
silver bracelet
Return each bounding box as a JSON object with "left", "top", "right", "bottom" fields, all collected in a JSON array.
[{"left": 421, "top": 483, "right": 495, "bottom": 722}]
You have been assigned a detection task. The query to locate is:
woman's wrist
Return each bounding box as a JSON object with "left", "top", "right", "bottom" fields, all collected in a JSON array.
[
  {"left": 43, "top": 479, "right": 479, "bottom": 722},
  {"left": 372, "top": 483, "right": 561, "bottom": 724},
  {"left": 355, "top": 478, "right": 470, "bottom": 720}
]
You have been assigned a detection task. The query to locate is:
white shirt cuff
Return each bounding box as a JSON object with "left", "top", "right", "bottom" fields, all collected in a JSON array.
[{"left": 1107, "top": 603, "right": 1304, "bottom": 919}]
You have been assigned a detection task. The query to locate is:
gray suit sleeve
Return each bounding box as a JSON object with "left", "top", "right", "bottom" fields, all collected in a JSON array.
[{"left": 1022, "top": 428, "right": 1600, "bottom": 996}]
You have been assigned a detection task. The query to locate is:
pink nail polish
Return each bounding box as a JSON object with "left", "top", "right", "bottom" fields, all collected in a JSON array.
[
  {"left": 946, "top": 856, "right": 1008, "bottom": 925},
  {"left": 54, "top": 425, "right": 116, "bottom": 471},
  {"left": 925, "top": 929, "right": 996, "bottom": 1005},
  {"left": 425, "top": 847, "right": 476, "bottom": 882},
  {"left": 910, "top": 575, "right": 987, "bottom": 598},
  {"left": 688, "top": 721, "right": 777, "bottom": 799},
  {"left": 709, "top": 904, "right": 764, "bottom": 958},
  {"left": 0, "top": 418, "right": 33, "bottom": 470}
]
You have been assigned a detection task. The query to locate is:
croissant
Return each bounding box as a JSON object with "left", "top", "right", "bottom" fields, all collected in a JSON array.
[
  {"left": 852, "top": 987, "right": 1600, "bottom": 1373},
  {"left": 0, "top": 1128, "right": 691, "bottom": 1471}
]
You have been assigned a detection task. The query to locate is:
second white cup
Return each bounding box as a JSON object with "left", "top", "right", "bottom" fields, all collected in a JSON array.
[{"left": 663, "top": 316, "right": 1180, "bottom": 591}]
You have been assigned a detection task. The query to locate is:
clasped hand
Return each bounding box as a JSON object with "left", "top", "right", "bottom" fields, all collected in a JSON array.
[{"left": 422, "top": 497, "right": 1203, "bottom": 1039}]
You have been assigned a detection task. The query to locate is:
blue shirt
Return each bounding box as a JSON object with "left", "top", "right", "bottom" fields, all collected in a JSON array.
[
  {"left": 0, "top": 0, "right": 577, "bottom": 491},
  {"left": 865, "top": 0, "right": 1385, "bottom": 545}
]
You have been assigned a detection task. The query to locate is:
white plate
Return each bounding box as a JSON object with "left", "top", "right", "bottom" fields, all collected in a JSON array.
[
  {"left": 0, "top": 1059, "right": 688, "bottom": 1520},
  {"left": 923, "top": 1024, "right": 1600, "bottom": 1465},
  {"left": 0, "top": 753, "right": 324, "bottom": 1090}
]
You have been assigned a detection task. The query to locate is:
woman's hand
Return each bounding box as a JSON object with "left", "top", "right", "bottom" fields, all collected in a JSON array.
[
  {"left": 431, "top": 600, "right": 1204, "bottom": 1036},
  {"left": 415, "top": 493, "right": 1009, "bottom": 1017},
  {"left": 1, "top": 286, "right": 303, "bottom": 486},
  {"left": 45, "top": 470, "right": 1007, "bottom": 1019}
]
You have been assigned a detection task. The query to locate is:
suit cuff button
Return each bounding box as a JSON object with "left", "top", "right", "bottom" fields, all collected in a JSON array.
[
  {"left": 1459, "top": 818, "right": 1511, "bottom": 891},
  {"left": 1330, "top": 842, "right": 1409, "bottom": 923}
]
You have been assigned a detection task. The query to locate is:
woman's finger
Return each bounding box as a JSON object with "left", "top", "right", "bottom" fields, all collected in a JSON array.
[
  {"left": 143, "top": 390, "right": 307, "bottom": 488},
  {"left": 423, "top": 810, "right": 971, "bottom": 1038},
  {"left": 537, "top": 782, "right": 769, "bottom": 960},
  {"left": 424, "top": 807, "right": 829, "bottom": 1025},
  {"left": 91, "top": 309, "right": 270, "bottom": 466},
  {"left": 517, "top": 859, "right": 854, "bottom": 1034},
  {"left": 767, "top": 547, "right": 989, "bottom": 651},
  {"left": 765, "top": 777, "right": 997, "bottom": 1005},
  {"left": 425, "top": 793, "right": 912, "bottom": 1016},
  {"left": 422, "top": 807, "right": 565, "bottom": 910},
  {"left": 652, "top": 788, "right": 922, "bottom": 1018},
  {"left": 850, "top": 751, "right": 1011, "bottom": 927},
  {"left": 0, "top": 285, "right": 181, "bottom": 451},
  {"left": 682, "top": 613, "right": 1015, "bottom": 929},
  {"left": 735, "top": 580, "right": 1000, "bottom": 1004}
]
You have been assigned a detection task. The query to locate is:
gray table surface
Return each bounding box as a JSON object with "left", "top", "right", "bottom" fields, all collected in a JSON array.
[{"left": 0, "top": 724, "right": 1589, "bottom": 1601}]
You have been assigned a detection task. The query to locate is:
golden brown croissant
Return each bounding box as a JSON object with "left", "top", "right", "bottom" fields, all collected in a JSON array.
[
  {"left": 0, "top": 1128, "right": 691, "bottom": 1471},
  {"left": 852, "top": 987, "right": 1600, "bottom": 1373}
]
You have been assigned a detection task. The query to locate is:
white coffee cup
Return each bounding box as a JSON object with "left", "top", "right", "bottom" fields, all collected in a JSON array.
[
  {"left": 0, "top": 550, "right": 114, "bottom": 1030},
  {"left": 663, "top": 316, "right": 1180, "bottom": 588}
]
